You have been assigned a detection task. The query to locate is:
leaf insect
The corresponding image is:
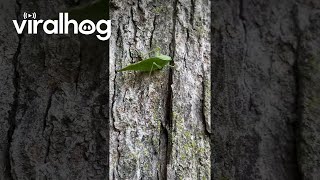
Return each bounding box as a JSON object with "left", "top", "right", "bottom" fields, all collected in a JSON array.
[{"left": 117, "top": 47, "right": 173, "bottom": 76}]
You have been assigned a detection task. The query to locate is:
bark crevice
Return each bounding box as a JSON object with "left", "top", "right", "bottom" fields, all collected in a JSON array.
[
  {"left": 111, "top": 26, "right": 121, "bottom": 178},
  {"left": 75, "top": 41, "right": 82, "bottom": 91},
  {"left": 5, "top": 0, "right": 23, "bottom": 179},
  {"left": 130, "top": 7, "right": 138, "bottom": 43},
  {"left": 239, "top": 0, "right": 248, "bottom": 63},
  {"left": 150, "top": 15, "right": 157, "bottom": 48},
  {"left": 43, "top": 89, "right": 57, "bottom": 163},
  {"left": 159, "top": 0, "right": 179, "bottom": 179},
  {"left": 201, "top": 79, "right": 211, "bottom": 137},
  {"left": 291, "top": 4, "right": 303, "bottom": 179},
  {"left": 44, "top": 128, "right": 52, "bottom": 163},
  {"left": 42, "top": 89, "right": 56, "bottom": 133}
]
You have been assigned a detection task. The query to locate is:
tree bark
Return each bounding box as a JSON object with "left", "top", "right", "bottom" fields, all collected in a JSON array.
[
  {"left": 1, "top": 0, "right": 109, "bottom": 179},
  {"left": 110, "top": 0, "right": 211, "bottom": 179},
  {"left": 295, "top": 1, "right": 320, "bottom": 179},
  {"left": 211, "top": 0, "right": 320, "bottom": 179}
]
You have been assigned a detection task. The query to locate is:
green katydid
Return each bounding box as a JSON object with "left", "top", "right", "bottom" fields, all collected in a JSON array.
[{"left": 117, "top": 48, "right": 173, "bottom": 73}]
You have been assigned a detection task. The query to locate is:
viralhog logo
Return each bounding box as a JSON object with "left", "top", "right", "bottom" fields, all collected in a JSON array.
[{"left": 13, "top": 12, "right": 111, "bottom": 41}]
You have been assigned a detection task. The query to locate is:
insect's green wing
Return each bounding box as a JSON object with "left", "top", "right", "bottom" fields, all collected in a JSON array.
[
  {"left": 118, "top": 54, "right": 171, "bottom": 72},
  {"left": 155, "top": 54, "right": 171, "bottom": 61}
]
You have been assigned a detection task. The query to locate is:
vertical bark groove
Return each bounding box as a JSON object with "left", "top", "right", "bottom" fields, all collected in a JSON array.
[
  {"left": 6, "top": 34, "right": 21, "bottom": 180},
  {"left": 159, "top": 0, "right": 178, "bottom": 178},
  {"left": 42, "top": 88, "right": 56, "bottom": 133},
  {"left": 292, "top": 4, "right": 304, "bottom": 179},
  {"left": 5, "top": 1, "right": 23, "bottom": 179},
  {"left": 75, "top": 43, "right": 82, "bottom": 91},
  {"left": 293, "top": 1, "right": 320, "bottom": 179},
  {"left": 149, "top": 16, "right": 157, "bottom": 48}
]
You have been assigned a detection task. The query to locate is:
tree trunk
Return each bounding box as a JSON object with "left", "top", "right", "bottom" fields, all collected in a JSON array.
[
  {"left": 110, "top": 0, "right": 211, "bottom": 179},
  {"left": 1, "top": 0, "right": 109, "bottom": 179},
  {"left": 0, "top": 0, "right": 319, "bottom": 180},
  {"left": 211, "top": 0, "right": 320, "bottom": 179}
]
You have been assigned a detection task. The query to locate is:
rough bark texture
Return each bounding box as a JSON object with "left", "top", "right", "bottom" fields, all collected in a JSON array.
[
  {"left": 110, "top": 0, "right": 211, "bottom": 179},
  {"left": 211, "top": 1, "right": 298, "bottom": 179},
  {"left": 0, "top": 0, "right": 109, "bottom": 179},
  {"left": 0, "top": 0, "right": 320, "bottom": 180},
  {"left": 296, "top": 1, "right": 320, "bottom": 179},
  {"left": 211, "top": 0, "right": 320, "bottom": 180}
]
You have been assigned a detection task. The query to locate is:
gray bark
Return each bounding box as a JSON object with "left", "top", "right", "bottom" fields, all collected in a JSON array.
[
  {"left": 296, "top": 1, "right": 320, "bottom": 179},
  {"left": 110, "top": 0, "right": 211, "bottom": 179},
  {"left": 1, "top": 0, "right": 109, "bottom": 179},
  {"left": 211, "top": 0, "right": 320, "bottom": 180},
  {"left": 0, "top": 0, "right": 319, "bottom": 179}
]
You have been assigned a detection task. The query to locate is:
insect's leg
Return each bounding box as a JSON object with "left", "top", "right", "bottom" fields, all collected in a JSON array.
[
  {"left": 153, "top": 62, "right": 162, "bottom": 69},
  {"left": 166, "top": 64, "right": 175, "bottom": 68},
  {"left": 148, "top": 62, "right": 161, "bottom": 78},
  {"left": 148, "top": 63, "right": 155, "bottom": 78}
]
